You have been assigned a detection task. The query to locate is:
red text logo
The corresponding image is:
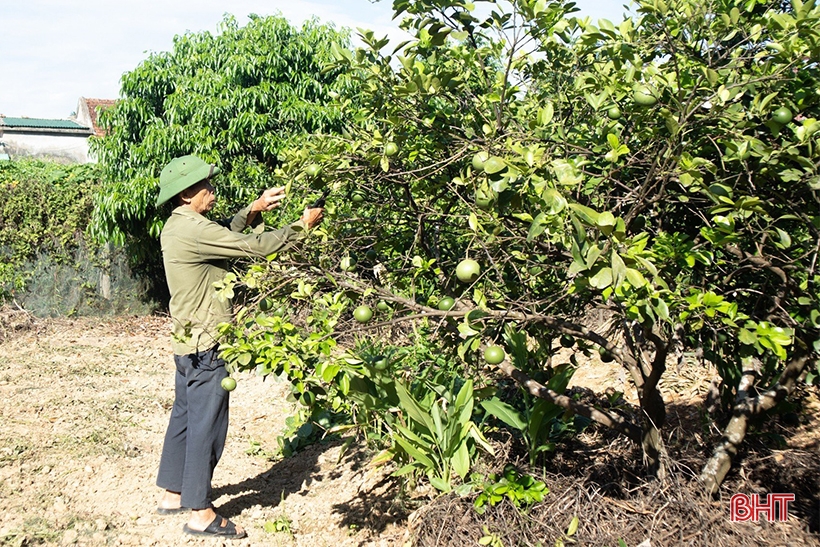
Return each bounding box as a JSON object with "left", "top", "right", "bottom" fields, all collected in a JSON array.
[{"left": 730, "top": 493, "right": 795, "bottom": 522}]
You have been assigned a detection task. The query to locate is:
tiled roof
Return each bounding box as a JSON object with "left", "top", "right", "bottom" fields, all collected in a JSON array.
[
  {"left": 0, "top": 117, "right": 89, "bottom": 130},
  {"left": 81, "top": 98, "right": 117, "bottom": 136}
]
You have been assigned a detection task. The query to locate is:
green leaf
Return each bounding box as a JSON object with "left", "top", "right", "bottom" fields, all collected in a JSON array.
[
  {"left": 774, "top": 227, "right": 792, "bottom": 249},
  {"left": 738, "top": 328, "right": 757, "bottom": 345},
  {"left": 454, "top": 379, "right": 474, "bottom": 415},
  {"left": 451, "top": 440, "right": 470, "bottom": 479},
  {"left": 585, "top": 244, "right": 602, "bottom": 269},
  {"left": 393, "top": 436, "right": 436, "bottom": 470},
  {"left": 553, "top": 160, "right": 584, "bottom": 186},
  {"left": 654, "top": 298, "right": 670, "bottom": 321},
  {"left": 589, "top": 267, "right": 613, "bottom": 289},
  {"left": 597, "top": 211, "right": 616, "bottom": 228},
  {"left": 431, "top": 401, "right": 445, "bottom": 445},
  {"left": 429, "top": 475, "right": 451, "bottom": 492},
  {"left": 481, "top": 398, "right": 527, "bottom": 431},
  {"left": 625, "top": 268, "right": 648, "bottom": 288},
  {"left": 537, "top": 103, "right": 554, "bottom": 126},
  {"left": 611, "top": 252, "right": 626, "bottom": 288},
  {"left": 392, "top": 463, "right": 420, "bottom": 477},
  {"left": 543, "top": 188, "right": 567, "bottom": 215},
  {"left": 467, "top": 422, "right": 495, "bottom": 455},
  {"left": 606, "top": 133, "right": 620, "bottom": 149},
  {"left": 395, "top": 382, "right": 436, "bottom": 433},
  {"left": 469, "top": 212, "right": 481, "bottom": 233},
  {"left": 484, "top": 156, "right": 507, "bottom": 174},
  {"left": 567, "top": 516, "right": 579, "bottom": 536},
  {"left": 320, "top": 363, "right": 341, "bottom": 382},
  {"left": 568, "top": 203, "right": 600, "bottom": 225},
  {"left": 528, "top": 213, "right": 549, "bottom": 242}
]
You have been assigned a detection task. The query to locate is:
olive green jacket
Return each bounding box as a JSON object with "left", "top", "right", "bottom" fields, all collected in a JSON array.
[{"left": 161, "top": 205, "right": 302, "bottom": 355}]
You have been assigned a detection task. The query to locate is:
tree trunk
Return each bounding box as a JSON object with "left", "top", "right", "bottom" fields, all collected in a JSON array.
[
  {"left": 640, "top": 385, "right": 667, "bottom": 478},
  {"left": 700, "top": 351, "right": 813, "bottom": 495}
]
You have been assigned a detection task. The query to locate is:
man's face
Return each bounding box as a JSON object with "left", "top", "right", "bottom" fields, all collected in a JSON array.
[{"left": 185, "top": 179, "right": 216, "bottom": 214}]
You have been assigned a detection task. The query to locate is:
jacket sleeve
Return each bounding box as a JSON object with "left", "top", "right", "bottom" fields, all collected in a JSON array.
[
  {"left": 214, "top": 205, "right": 262, "bottom": 232},
  {"left": 194, "top": 219, "right": 305, "bottom": 260}
]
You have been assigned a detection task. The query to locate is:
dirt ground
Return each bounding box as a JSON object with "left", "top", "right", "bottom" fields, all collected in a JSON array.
[
  {"left": 0, "top": 314, "right": 406, "bottom": 547},
  {"left": 1, "top": 313, "right": 817, "bottom": 546}
]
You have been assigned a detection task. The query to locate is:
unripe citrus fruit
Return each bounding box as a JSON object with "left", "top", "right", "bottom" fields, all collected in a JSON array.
[
  {"left": 377, "top": 300, "right": 390, "bottom": 311},
  {"left": 372, "top": 356, "right": 389, "bottom": 371},
  {"left": 221, "top": 377, "right": 237, "bottom": 392},
  {"left": 259, "top": 297, "right": 273, "bottom": 312},
  {"left": 384, "top": 142, "right": 398, "bottom": 156},
  {"left": 305, "top": 163, "right": 321, "bottom": 177},
  {"left": 560, "top": 334, "right": 575, "bottom": 348},
  {"left": 475, "top": 188, "right": 495, "bottom": 209},
  {"left": 472, "top": 151, "right": 490, "bottom": 171},
  {"left": 340, "top": 256, "right": 357, "bottom": 272},
  {"left": 438, "top": 296, "right": 455, "bottom": 311},
  {"left": 353, "top": 305, "right": 373, "bottom": 323},
  {"left": 607, "top": 106, "right": 622, "bottom": 120},
  {"left": 455, "top": 259, "right": 481, "bottom": 283},
  {"left": 484, "top": 345, "right": 506, "bottom": 364},
  {"left": 351, "top": 190, "right": 366, "bottom": 203},
  {"left": 299, "top": 390, "right": 316, "bottom": 406},
  {"left": 633, "top": 86, "right": 658, "bottom": 106},
  {"left": 599, "top": 347, "right": 615, "bottom": 363},
  {"left": 772, "top": 107, "right": 793, "bottom": 124},
  {"left": 483, "top": 156, "right": 506, "bottom": 174}
]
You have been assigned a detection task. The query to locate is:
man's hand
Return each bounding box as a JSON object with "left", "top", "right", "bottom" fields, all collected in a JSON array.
[
  {"left": 252, "top": 187, "right": 287, "bottom": 213},
  {"left": 301, "top": 207, "right": 324, "bottom": 229}
]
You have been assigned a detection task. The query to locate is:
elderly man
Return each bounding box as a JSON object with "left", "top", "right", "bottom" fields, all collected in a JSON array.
[{"left": 153, "top": 154, "right": 322, "bottom": 539}]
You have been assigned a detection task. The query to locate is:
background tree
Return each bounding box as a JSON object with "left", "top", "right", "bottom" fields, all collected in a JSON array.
[
  {"left": 214, "top": 0, "right": 820, "bottom": 494},
  {"left": 89, "top": 13, "right": 356, "bottom": 300}
]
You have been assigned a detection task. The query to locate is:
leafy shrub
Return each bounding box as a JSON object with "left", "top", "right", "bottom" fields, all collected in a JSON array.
[
  {"left": 0, "top": 161, "right": 100, "bottom": 299},
  {"left": 0, "top": 160, "right": 151, "bottom": 315}
]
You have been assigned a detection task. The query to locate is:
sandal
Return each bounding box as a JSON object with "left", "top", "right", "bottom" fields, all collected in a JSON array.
[{"left": 183, "top": 514, "right": 247, "bottom": 539}]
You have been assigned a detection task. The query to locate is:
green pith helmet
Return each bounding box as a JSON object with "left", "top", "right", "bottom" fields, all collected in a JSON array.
[{"left": 156, "top": 155, "right": 220, "bottom": 207}]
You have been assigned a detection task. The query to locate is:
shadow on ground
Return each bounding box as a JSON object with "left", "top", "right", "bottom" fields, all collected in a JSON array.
[{"left": 211, "top": 439, "right": 348, "bottom": 518}]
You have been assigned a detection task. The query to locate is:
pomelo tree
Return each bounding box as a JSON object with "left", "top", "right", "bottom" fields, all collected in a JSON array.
[{"left": 93, "top": 0, "right": 815, "bottom": 492}]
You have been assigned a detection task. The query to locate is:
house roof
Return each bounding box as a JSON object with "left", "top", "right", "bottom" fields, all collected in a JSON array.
[
  {"left": 80, "top": 98, "right": 117, "bottom": 136},
  {"left": 1, "top": 117, "right": 89, "bottom": 130}
]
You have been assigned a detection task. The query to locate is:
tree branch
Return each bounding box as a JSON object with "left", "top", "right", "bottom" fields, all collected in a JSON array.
[
  {"left": 494, "top": 357, "right": 643, "bottom": 444},
  {"left": 700, "top": 349, "right": 814, "bottom": 495}
]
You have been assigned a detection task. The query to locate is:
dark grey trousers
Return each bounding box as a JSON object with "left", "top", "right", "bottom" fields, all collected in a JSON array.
[{"left": 156, "top": 346, "right": 229, "bottom": 510}]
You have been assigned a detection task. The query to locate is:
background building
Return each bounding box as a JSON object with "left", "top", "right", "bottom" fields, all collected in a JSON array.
[{"left": 0, "top": 98, "right": 115, "bottom": 163}]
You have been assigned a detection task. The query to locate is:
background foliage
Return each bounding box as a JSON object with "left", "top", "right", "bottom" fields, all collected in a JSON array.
[
  {"left": 0, "top": 160, "right": 149, "bottom": 316},
  {"left": 89, "top": 13, "right": 358, "bottom": 300}
]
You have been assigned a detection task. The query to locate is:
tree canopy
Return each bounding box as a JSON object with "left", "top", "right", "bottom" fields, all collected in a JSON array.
[
  {"left": 96, "top": 0, "right": 820, "bottom": 495},
  {"left": 90, "top": 13, "right": 355, "bottom": 249},
  {"left": 217, "top": 0, "right": 820, "bottom": 492}
]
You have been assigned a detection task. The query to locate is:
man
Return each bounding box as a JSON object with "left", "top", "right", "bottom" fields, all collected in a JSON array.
[{"left": 153, "top": 154, "right": 322, "bottom": 539}]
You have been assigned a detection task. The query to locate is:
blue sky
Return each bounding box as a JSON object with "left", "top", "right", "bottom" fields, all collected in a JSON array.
[{"left": 0, "top": 0, "right": 632, "bottom": 120}]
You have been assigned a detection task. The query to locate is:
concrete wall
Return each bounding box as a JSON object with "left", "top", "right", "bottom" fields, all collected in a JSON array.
[{"left": 0, "top": 130, "right": 92, "bottom": 164}]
